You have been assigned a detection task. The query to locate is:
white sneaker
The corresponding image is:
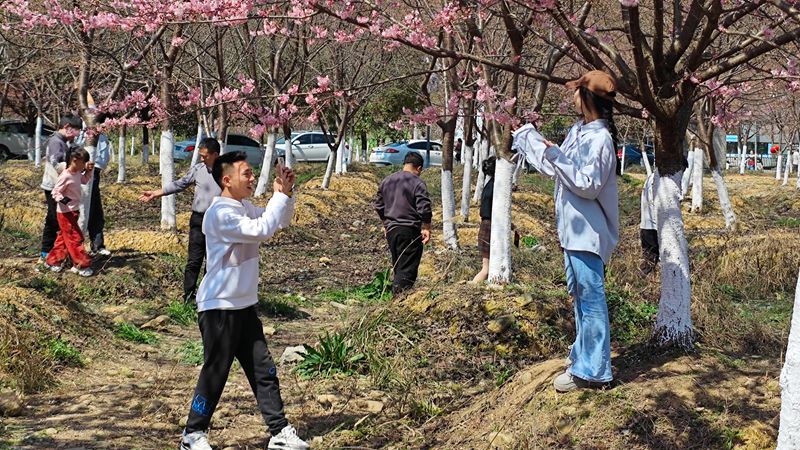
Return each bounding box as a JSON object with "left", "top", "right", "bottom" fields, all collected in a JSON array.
[
  {"left": 70, "top": 266, "right": 94, "bottom": 277},
  {"left": 97, "top": 248, "right": 111, "bottom": 256},
  {"left": 45, "top": 262, "right": 63, "bottom": 273},
  {"left": 268, "top": 425, "right": 310, "bottom": 450},
  {"left": 179, "top": 430, "right": 213, "bottom": 450}
]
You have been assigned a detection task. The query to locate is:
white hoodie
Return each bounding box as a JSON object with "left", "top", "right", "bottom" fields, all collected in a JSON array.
[{"left": 197, "top": 193, "right": 295, "bottom": 312}]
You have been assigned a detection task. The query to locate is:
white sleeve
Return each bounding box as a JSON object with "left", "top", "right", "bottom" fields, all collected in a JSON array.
[
  {"left": 216, "top": 193, "right": 292, "bottom": 243},
  {"left": 543, "top": 134, "right": 615, "bottom": 200},
  {"left": 512, "top": 125, "right": 555, "bottom": 176}
]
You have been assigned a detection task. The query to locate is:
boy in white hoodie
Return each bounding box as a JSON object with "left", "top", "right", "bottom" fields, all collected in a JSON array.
[{"left": 179, "top": 151, "right": 309, "bottom": 450}]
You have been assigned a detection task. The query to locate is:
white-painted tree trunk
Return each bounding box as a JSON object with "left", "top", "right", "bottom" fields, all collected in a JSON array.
[
  {"left": 190, "top": 122, "right": 203, "bottom": 166},
  {"left": 739, "top": 144, "right": 746, "bottom": 175},
  {"left": 712, "top": 128, "right": 736, "bottom": 230},
  {"left": 159, "top": 130, "right": 176, "bottom": 230},
  {"left": 690, "top": 148, "right": 703, "bottom": 213},
  {"left": 117, "top": 129, "right": 126, "bottom": 183},
  {"left": 142, "top": 142, "right": 149, "bottom": 165},
  {"left": 78, "top": 144, "right": 98, "bottom": 234},
  {"left": 441, "top": 169, "right": 459, "bottom": 250},
  {"left": 653, "top": 171, "right": 694, "bottom": 348},
  {"left": 129, "top": 133, "right": 135, "bottom": 156},
  {"left": 460, "top": 143, "right": 474, "bottom": 221},
  {"left": 642, "top": 149, "right": 653, "bottom": 176},
  {"left": 284, "top": 135, "right": 294, "bottom": 169},
  {"left": 784, "top": 153, "right": 791, "bottom": 186},
  {"left": 777, "top": 268, "right": 800, "bottom": 449},
  {"left": 488, "top": 157, "right": 514, "bottom": 283},
  {"left": 795, "top": 158, "right": 800, "bottom": 190},
  {"left": 255, "top": 132, "right": 277, "bottom": 197},
  {"left": 26, "top": 135, "right": 33, "bottom": 161},
  {"left": 777, "top": 155, "right": 784, "bottom": 180},
  {"left": 472, "top": 139, "right": 489, "bottom": 204},
  {"left": 321, "top": 151, "right": 335, "bottom": 189},
  {"left": 619, "top": 146, "right": 626, "bottom": 175},
  {"left": 681, "top": 149, "right": 695, "bottom": 199},
  {"left": 34, "top": 116, "right": 42, "bottom": 167}
]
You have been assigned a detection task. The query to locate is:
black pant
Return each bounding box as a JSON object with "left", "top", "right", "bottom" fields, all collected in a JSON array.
[
  {"left": 88, "top": 168, "right": 105, "bottom": 251},
  {"left": 41, "top": 190, "right": 59, "bottom": 254},
  {"left": 184, "top": 211, "right": 206, "bottom": 303},
  {"left": 640, "top": 228, "right": 659, "bottom": 273},
  {"left": 387, "top": 226, "right": 424, "bottom": 296},
  {"left": 185, "top": 306, "right": 287, "bottom": 435}
]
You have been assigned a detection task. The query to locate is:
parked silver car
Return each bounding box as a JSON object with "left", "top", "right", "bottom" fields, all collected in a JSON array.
[
  {"left": 0, "top": 120, "right": 53, "bottom": 160},
  {"left": 276, "top": 131, "right": 335, "bottom": 162}
]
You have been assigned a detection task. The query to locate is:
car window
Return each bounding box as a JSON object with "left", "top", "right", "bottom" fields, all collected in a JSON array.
[
  {"left": 407, "top": 142, "right": 425, "bottom": 150},
  {"left": 311, "top": 134, "right": 329, "bottom": 145},
  {"left": 227, "top": 135, "right": 260, "bottom": 147},
  {"left": 296, "top": 134, "right": 313, "bottom": 145},
  {"left": 431, "top": 143, "right": 442, "bottom": 152},
  {"left": 0, "top": 124, "right": 9, "bottom": 133}
]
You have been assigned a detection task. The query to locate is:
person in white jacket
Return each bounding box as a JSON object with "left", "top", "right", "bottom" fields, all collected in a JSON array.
[
  {"left": 513, "top": 70, "right": 620, "bottom": 392},
  {"left": 179, "top": 151, "right": 309, "bottom": 450}
]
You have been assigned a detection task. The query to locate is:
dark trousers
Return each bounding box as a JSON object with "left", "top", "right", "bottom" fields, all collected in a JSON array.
[
  {"left": 640, "top": 228, "right": 659, "bottom": 273},
  {"left": 88, "top": 168, "right": 105, "bottom": 252},
  {"left": 184, "top": 211, "right": 206, "bottom": 303},
  {"left": 185, "top": 306, "right": 287, "bottom": 435},
  {"left": 41, "top": 190, "right": 60, "bottom": 254},
  {"left": 387, "top": 226, "right": 424, "bottom": 296}
]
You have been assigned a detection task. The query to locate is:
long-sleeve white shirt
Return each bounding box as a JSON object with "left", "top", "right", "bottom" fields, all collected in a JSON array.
[
  {"left": 196, "top": 193, "right": 295, "bottom": 312},
  {"left": 640, "top": 173, "right": 657, "bottom": 230},
  {"left": 513, "top": 120, "right": 619, "bottom": 264}
]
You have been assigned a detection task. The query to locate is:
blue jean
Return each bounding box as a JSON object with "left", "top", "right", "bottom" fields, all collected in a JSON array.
[{"left": 564, "top": 250, "right": 612, "bottom": 382}]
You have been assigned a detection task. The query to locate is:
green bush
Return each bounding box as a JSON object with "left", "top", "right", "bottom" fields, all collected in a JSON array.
[
  {"left": 46, "top": 337, "right": 83, "bottom": 367},
  {"left": 321, "top": 269, "right": 392, "bottom": 303},
  {"left": 115, "top": 322, "right": 158, "bottom": 345},
  {"left": 295, "top": 331, "right": 365, "bottom": 379},
  {"left": 607, "top": 288, "right": 658, "bottom": 344}
]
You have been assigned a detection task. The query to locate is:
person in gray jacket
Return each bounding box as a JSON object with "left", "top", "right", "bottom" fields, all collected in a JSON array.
[
  {"left": 515, "top": 70, "right": 620, "bottom": 392},
  {"left": 139, "top": 138, "right": 221, "bottom": 304}
]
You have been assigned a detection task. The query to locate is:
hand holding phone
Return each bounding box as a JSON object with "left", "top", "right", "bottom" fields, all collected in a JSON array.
[{"left": 59, "top": 196, "right": 72, "bottom": 205}]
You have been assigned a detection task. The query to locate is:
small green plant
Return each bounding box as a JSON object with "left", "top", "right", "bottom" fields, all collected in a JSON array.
[
  {"left": 321, "top": 269, "right": 392, "bottom": 303},
  {"left": 776, "top": 217, "right": 800, "bottom": 227},
  {"left": 409, "top": 398, "right": 443, "bottom": 422},
  {"left": 177, "top": 340, "right": 204, "bottom": 366},
  {"left": 607, "top": 288, "right": 658, "bottom": 344},
  {"left": 295, "top": 331, "right": 365, "bottom": 379},
  {"left": 115, "top": 322, "right": 158, "bottom": 345},
  {"left": 25, "top": 276, "right": 59, "bottom": 297},
  {"left": 520, "top": 235, "right": 540, "bottom": 248},
  {"left": 46, "top": 337, "right": 83, "bottom": 367},
  {"left": 165, "top": 301, "right": 197, "bottom": 326}
]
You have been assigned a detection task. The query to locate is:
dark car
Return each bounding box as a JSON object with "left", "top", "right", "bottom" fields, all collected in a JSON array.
[{"left": 618, "top": 144, "right": 655, "bottom": 167}]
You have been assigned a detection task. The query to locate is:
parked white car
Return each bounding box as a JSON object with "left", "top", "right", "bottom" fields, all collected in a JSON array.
[
  {"left": 276, "top": 131, "right": 335, "bottom": 162},
  {"left": 174, "top": 133, "right": 265, "bottom": 167},
  {"left": 369, "top": 140, "right": 443, "bottom": 167},
  {"left": 0, "top": 120, "right": 53, "bottom": 160}
]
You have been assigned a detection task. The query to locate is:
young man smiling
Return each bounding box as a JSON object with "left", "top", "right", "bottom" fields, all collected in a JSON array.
[{"left": 178, "top": 151, "right": 309, "bottom": 450}]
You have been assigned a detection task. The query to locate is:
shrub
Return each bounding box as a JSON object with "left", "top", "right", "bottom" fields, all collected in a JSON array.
[
  {"left": 166, "top": 301, "right": 197, "bottom": 326},
  {"left": 295, "top": 331, "right": 365, "bottom": 379},
  {"left": 115, "top": 322, "right": 158, "bottom": 345},
  {"left": 46, "top": 337, "right": 83, "bottom": 367}
]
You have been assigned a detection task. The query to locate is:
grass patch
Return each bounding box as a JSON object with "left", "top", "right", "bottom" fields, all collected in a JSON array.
[
  {"left": 165, "top": 301, "right": 197, "bottom": 326},
  {"left": 115, "top": 322, "right": 158, "bottom": 345},
  {"left": 296, "top": 331, "right": 365, "bottom": 379},
  {"left": 607, "top": 287, "right": 658, "bottom": 344},
  {"left": 520, "top": 235, "right": 540, "bottom": 248},
  {"left": 776, "top": 217, "right": 800, "bottom": 227},
  {"left": 177, "top": 340, "right": 204, "bottom": 366},
  {"left": 46, "top": 337, "right": 83, "bottom": 367},
  {"left": 24, "top": 276, "right": 59, "bottom": 297},
  {"left": 320, "top": 269, "right": 392, "bottom": 303}
]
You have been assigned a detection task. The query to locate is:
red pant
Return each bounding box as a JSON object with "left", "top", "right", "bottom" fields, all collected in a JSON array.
[{"left": 47, "top": 211, "right": 92, "bottom": 269}]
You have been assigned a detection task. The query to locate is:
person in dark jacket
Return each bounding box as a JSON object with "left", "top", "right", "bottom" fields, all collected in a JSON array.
[{"left": 374, "top": 152, "right": 432, "bottom": 296}]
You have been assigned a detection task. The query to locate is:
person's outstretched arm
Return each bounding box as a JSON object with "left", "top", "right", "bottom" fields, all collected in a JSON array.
[{"left": 543, "top": 134, "right": 615, "bottom": 200}]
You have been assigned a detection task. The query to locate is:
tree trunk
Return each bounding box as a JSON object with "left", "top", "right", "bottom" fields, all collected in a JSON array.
[
  {"left": 739, "top": 144, "right": 746, "bottom": 175},
  {"left": 784, "top": 151, "right": 791, "bottom": 186},
  {"left": 78, "top": 143, "right": 98, "bottom": 234},
  {"left": 255, "top": 132, "right": 277, "bottom": 197},
  {"left": 777, "top": 269, "right": 800, "bottom": 449},
  {"left": 652, "top": 170, "right": 694, "bottom": 348},
  {"left": 460, "top": 142, "right": 473, "bottom": 221},
  {"left": 777, "top": 154, "right": 783, "bottom": 180},
  {"left": 710, "top": 128, "right": 737, "bottom": 230},
  {"left": 190, "top": 121, "right": 203, "bottom": 166},
  {"left": 321, "top": 151, "right": 335, "bottom": 189},
  {"left": 472, "top": 139, "right": 490, "bottom": 204},
  {"left": 129, "top": 132, "right": 135, "bottom": 156},
  {"left": 690, "top": 147, "right": 703, "bottom": 213},
  {"left": 117, "top": 126, "right": 126, "bottom": 183},
  {"left": 681, "top": 149, "right": 694, "bottom": 198},
  {"left": 360, "top": 131, "right": 367, "bottom": 162},
  {"left": 283, "top": 125, "right": 294, "bottom": 169},
  {"left": 159, "top": 129, "right": 176, "bottom": 230},
  {"left": 642, "top": 137, "right": 653, "bottom": 175},
  {"left": 488, "top": 157, "right": 514, "bottom": 283},
  {"left": 34, "top": 116, "right": 42, "bottom": 167},
  {"left": 440, "top": 123, "right": 459, "bottom": 250},
  {"left": 335, "top": 140, "right": 344, "bottom": 174}
]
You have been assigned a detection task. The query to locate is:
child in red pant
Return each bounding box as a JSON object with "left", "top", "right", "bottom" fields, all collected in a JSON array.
[{"left": 45, "top": 147, "right": 95, "bottom": 277}]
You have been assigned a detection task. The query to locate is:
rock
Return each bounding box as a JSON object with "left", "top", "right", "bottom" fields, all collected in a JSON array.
[
  {"left": 279, "top": 345, "right": 307, "bottom": 365},
  {"left": 262, "top": 325, "right": 276, "bottom": 336},
  {"left": 311, "top": 437, "right": 324, "bottom": 446},
  {"left": 319, "top": 256, "right": 331, "bottom": 265},
  {"left": 329, "top": 301, "right": 350, "bottom": 310},
  {"left": 112, "top": 315, "right": 127, "bottom": 325},
  {"left": 487, "top": 315, "right": 515, "bottom": 334},
  {"left": 141, "top": 315, "right": 170, "bottom": 330},
  {"left": 315, "top": 394, "right": 342, "bottom": 408},
  {"left": 43, "top": 427, "right": 58, "bottom": 436},
  {"left": 357, "top": 400, "right": 384, "bottom": 414},
  {"left": 0, "top": 390, "right": 23, "bottom": 417},
  {"left": 487, "top": 431, "right": 513, "bottom": 448}
]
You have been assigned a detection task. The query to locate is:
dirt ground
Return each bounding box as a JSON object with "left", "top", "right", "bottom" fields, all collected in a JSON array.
[{"left": 0, "top": 159, "right": 795, "bottom": 449}]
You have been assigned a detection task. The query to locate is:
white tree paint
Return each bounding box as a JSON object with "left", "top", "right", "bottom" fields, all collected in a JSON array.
[
  {"left": 690, "top": 148, "right": 703, "bottom": 213},
  {"left": 619, "top": 145, "right": 626, "bottom": 175},
  {"left": 711, "top": 128, "right": 737, "bottom": 230},
  {"left": 117, "top": 129, "right": 126, "bottom": 183},
  {"left": 321, "top": 151, "right": 335, "bottom": 189},
  {"left": 78, "top": 144, "right": 98, "bottom": 234},
  {"left": 488, "top": 157, "right": 514, "bottom": 283},
  {"left": 190, "top": 122, "right": 203, "bottom": 166},
  {"left": 642, "top": 145, "right": 653, "bottom": 176},
  {"left": 129, "top": 132, "right": 135, "bottom": 156},
  {"left": 681, "top": 149, "right": 695, "bottom": 199},
  {"left": 777, "top": 154, "right": 784, "bottom": 180},
  {"left": 739, "top": 144, "right": 746, "bottom": 175},
  {"left": 472, "top": 139, "right": 490, "bottom": 204},
  {"left": 255, "top": 132, "right": 277, "bottom": 197},
  {"left": 159, "top": 130, "right": 176, "bottom": 230},
  {"left": 335, "top": 140, "right": 344, "bottom": 174},
  {"left": 460, "top": 142, "right": 474, "bottom": 221},
  {"left": 34, "top": 116, "right": 42, "bottom": 167},
  {"left": 777, "top": 269, "right": 800, "bottom": 449},
  {"left": 784, "top": 152, "right": 791, "bottom": 186},
  {"left": 795, "top": 156, "right": 800, "bottom": 190},
  {"left": 284, "top": 134, "right": 294, "bottom": 169},
  {"left": 653, "top": 171, "right": 694, "bottom": 348},
  {"left": 441, "top": 169, "right": 459, "bottom": 250}
]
